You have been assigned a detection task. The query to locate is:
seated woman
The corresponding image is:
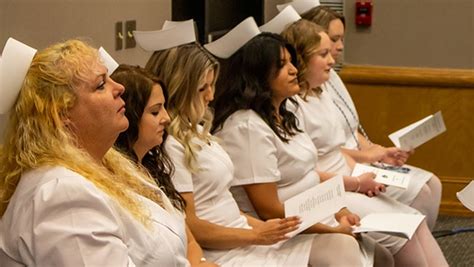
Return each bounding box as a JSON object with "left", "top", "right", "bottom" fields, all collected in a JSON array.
[
  {"left": 283, "top": 19, "right": 446, "bottom": 266},
  {"left": 211, "top": 29, "right": 446, "bottom": 266},
  {"left": 0, "top": 39, "right": 189, "bottom": 266},
  {"left": 144, "top": 29, "right": 366, "bottom": 266},
  {"left": 301, "top": 6, "right": 441, "bottom": 230},
  {"left": 111, "top": 64, "right": 217, "bottom": 267}
]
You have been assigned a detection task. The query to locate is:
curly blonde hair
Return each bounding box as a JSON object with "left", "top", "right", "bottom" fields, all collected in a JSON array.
[
  {"left": 146, "top": 43, "right": 219, "bottom": 173},
  {"left": 281, "top": 19, "right": 325, "bottom": 99},
  {"left": 0, "top": 39, "right": 164, "bottom": 225}
]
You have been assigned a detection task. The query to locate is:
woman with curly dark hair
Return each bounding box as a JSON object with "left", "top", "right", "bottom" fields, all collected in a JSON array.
[{"left": 111, "top": 64, "right": 216, "bottom": 267}]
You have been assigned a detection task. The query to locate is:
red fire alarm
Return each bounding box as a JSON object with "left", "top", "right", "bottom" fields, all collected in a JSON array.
[{"left": 356, "top": 0, "right": 373, "bottom": 26}]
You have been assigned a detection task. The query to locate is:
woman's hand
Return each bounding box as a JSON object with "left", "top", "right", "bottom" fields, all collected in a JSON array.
[
  {"left": 362, "top": 144, "right": 388, "bottom": 162},
  {"left": 251, "top": 216, "right": 301, "bottom": 245},
  {"left": 333, "top": 216, "right": 358, "bottom": 237},
  {"left": 335, "top": 209, "right": 360, "bottom": 226},
  {"left": 356, "top": 173, "right": 386, "bottom": 197},
  {"left": 381, "top": 147, "right": 411, "bottom": 166}
]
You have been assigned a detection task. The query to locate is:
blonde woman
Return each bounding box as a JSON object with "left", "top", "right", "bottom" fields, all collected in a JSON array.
[
  {"left": 302, "top": 6, "right": 442, "bottom": 231},
  {"left": 145, "top": 41, "right": 366, "bottom": 266},
  {"left": 0, "top": 39, "right": 189, "bottom": 266},
  {"left": 281, "top": 19, "right": 448, "bottom": 266}
]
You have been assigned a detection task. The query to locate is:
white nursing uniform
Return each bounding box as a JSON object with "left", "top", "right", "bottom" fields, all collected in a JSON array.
[
  {"left": 326, "top": 69, "right": 433, "bottom": 204},
  {"left": 218, "top": 109, "right": 424, "bottom": 254},
  {"left": 290, "top": 93, "right": 352, "bottom": 176},
  {"left": 215, "top": 110, "right": 380, "bottom": 262},
  {"left": 0, "top": 166, "right": 189, "bottom": 267},
  {"left": 166, "top": 134, "right": 314, "bottom": 267}
]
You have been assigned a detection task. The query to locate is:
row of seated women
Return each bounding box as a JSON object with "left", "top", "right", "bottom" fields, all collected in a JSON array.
[{"left": 0, "top": 4, "right": 447, "bottom": 267}]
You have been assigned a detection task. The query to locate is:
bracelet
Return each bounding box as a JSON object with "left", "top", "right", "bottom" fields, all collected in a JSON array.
[
  {"left": 200, "top": 257, "right": 207, "bottom": 263},
  {"left": 354, "top": 177, "right": 361, "bottom": 193}
]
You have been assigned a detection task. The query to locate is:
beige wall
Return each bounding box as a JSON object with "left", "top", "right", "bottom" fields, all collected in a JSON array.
[
  {"left": 2, "top": 0, "right": 473, "bottom": 69},
  {"left": 0, "top": 0, "right": 171, "bottom": 67},
  {"left": 264, "top": 0, "right": 291, "bottom": 21},
  {"left": 343, "top": 0, "right": 474, "bottom": 69}
]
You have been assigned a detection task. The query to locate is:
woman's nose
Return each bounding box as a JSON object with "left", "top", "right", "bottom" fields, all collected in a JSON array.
[
  {"left": 289, "top": 63, "right": 298, "bottom": 75},
  {"left": 206, "top": 87, "right": 214, "bottom": 102},
  {"left": 110, "top": 77, "right": 125, "bottom": 97},
  {"left": 328, "top": 53, "right": 335, "bottom": 66},
  {"left": 161, "top": 108, "right": 171, "bottom": 125}
]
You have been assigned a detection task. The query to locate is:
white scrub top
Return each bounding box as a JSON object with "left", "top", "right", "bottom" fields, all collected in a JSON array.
[
  {"left": 326, "top": 69, "right": 360, "bottom": 149},
  {"left": 325, "top": 69, "right": 432, "bottom": 204},
  {"left": 214, "top": 110, "right": 320, "bottom": 211},
  {"left": 290, "top": 93, "right": 352, "bottom": 176},
  {"left": 0, "top": 166, "right": 189, "bottom": 267},
  {"left": 216, "top": 109, "right": 419, "bottom": 255},
  {"left": 166, "top": 134, "right": 314, "bottom": 266}
]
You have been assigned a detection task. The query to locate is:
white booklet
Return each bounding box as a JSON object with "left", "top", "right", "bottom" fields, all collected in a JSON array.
[
  {"left": 351, "top": 163, "right": 410, "bottom": 189},
  {"left": 389, "top": 111, "right": 446, "bottom": 151},
  {"left": 284, "top": 175, "right": 346, "bottom": 237},
  {"left": 456, "top": 180, "right": 474, "bottom": 211},
  {"left": 352, "top": 213, "right": 425, "bottom": 239}
]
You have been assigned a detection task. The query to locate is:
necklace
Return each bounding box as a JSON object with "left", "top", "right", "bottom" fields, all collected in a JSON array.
[{"left": 326, "top": 79, "right": 371, "bottom": 150}]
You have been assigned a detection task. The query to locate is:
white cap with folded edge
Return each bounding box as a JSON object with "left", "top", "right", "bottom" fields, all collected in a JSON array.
[
  {"left": 98, "top": 47, "right": 119, "bottom": 76},
  {"left": 162, "top": 19, "right": 194, "bottom": 30},
  {"left": 0, "top": 38, "right": 37, "bottom": 115},
  {"left": 134, "top": 19, "right": 197, "bottom": 52},
  {"left": 260, "top": 5, "right": 301, "bottom": 34},
  {"left": 277, "top": 0, "right": 321, "bottom": 15},
  {"left": 204, "top": 17, "right": 260, "bottom": 59}
]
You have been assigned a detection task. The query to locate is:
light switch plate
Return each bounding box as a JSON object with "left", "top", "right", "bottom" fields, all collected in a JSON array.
[
  {"left": 125, "top": 20, "right": 136, "bottom": 49},
  {"left": 115, "top": 21, "right": 123, "bottom": 51}
]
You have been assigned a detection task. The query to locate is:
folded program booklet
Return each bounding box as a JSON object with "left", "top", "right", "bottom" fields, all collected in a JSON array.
[
  {"left": 284, "top": 175, "right": 346, "bottom": 237},
  {"left": 457, "top": 180, "right": 474, "bottom": 212},
  {"left": 351, "top": 163, "right": 410, "bottom": 189},
  {"left": 352, "top": 213, "right": 425, "bottom": 239},
  {"left": 389, "top": 111, "right": 446, "bottom": 151}
]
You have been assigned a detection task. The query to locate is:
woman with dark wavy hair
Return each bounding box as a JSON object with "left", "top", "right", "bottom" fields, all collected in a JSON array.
[
  {"left": 212, "top": 32, "right": 383, "bottom": 266},
  {"left": 112, "top": 65, "right": 185, "bottom": 211},
  {"left": 111, "top": 64, "right": 216, "bottom": 267}
]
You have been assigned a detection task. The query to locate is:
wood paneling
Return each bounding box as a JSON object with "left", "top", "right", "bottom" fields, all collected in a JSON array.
[{"left": 340, "top": 65, "right": 474, "bottom": 216}]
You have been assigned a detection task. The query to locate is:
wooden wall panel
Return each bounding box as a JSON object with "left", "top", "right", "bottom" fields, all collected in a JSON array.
[{"left": 339, "top": 65, "right": 474, "bottom": 216}]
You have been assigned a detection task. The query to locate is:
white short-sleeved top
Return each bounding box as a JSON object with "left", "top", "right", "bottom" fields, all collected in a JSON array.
[
  {"left": 326, "top": 69, "right": 360, "bottom": 149},
  {"left": 0, "top": 166, "right": 189, "bottom": 267},
  {"left": 215, "top": 109, "right": 320, "bottom": 215},
  {"left": 290, "top": 93, "right": 352, "bottom": 175},
  {"left": 166, "top": 135, "right": 248, "bottom": 229},
  {"left": 165, "top": 131, "right": 314, "bottom": 267}
]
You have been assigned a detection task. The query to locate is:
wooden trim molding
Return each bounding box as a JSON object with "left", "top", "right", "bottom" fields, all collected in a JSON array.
[
  {"left": 339, "top": 64, "right": 474, "bottom": 88},
  {"left": 338, "top": 64, "right": 474, "bottom": 217},
  {"left": 439, "top": 176, "right": 473, "bottom": 217}
]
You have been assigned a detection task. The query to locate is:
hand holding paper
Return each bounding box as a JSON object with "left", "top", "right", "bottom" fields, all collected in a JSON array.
[
  {"left": 352, "top": 163, "right": 410, "bottom": 189},
  {"left": 252, "top": 216, "right": 301, "bottom": 245}
]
